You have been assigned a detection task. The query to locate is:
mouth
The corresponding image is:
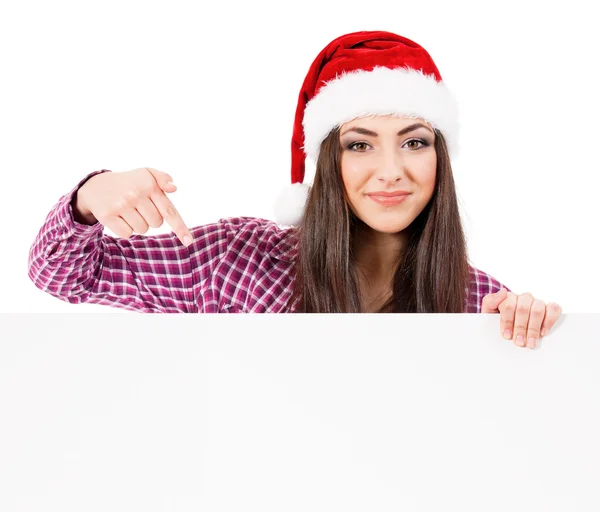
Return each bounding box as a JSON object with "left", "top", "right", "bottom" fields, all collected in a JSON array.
[{"left": 366, "top": 192, "right": 411, "bottom": 206}]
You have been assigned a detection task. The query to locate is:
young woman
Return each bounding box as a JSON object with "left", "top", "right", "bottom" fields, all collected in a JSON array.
[{"left": 27, "top": 30, "right": 562, "bottom": 348}]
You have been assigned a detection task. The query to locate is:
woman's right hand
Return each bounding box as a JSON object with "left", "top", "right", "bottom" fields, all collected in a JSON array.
[{"left": 72, "top": 167, "right": 194, "bottom": 247}]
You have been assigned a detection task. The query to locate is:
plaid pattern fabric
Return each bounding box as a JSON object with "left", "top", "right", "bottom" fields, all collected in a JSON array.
[{"left": 28, "top": 171, "right": 511, "bottom": 313}]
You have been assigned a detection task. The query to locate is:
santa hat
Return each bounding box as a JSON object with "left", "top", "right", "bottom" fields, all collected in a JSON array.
[{"left": 273, "top": 30, "right": 460, "bottom": 226}]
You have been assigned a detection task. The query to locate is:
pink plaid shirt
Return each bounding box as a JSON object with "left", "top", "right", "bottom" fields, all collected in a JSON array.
[{"left": 28, "top": 170, "right": 511, "bottom": 313}]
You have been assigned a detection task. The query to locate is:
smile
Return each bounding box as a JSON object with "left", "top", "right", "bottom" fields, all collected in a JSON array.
[{"left": 366, "top": 194, "right": 411, "bottom": 206}]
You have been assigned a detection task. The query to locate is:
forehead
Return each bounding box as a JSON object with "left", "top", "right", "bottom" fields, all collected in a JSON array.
[{"left": 340, "top": 114, "right": 433, "bottom": 132}]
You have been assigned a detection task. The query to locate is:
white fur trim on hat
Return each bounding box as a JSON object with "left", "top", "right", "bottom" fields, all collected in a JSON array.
[
  {"left": 273, "top": 182, "right": 311, "bottom": 226},
  {"left": 302, "top": 66, "right": 460, "bottom": 161}
]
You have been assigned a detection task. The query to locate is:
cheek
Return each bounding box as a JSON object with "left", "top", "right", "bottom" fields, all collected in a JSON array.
[
  {"left": 424, "top": 168, "right": 436, "bottom": 193},
  {"left": 340, "top": 157, "right": 369, "bottom": 192},
  {"left": 415, "top": 154, "right": 437, "bottom": 194}
]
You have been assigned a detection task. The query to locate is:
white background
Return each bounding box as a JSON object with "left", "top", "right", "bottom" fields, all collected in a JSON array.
[
  {"left": 1, "top": 0, "right": 598, "bottom": 313},
  {"left": 1, "top": 313, "right": 597, "bottom": 511}
]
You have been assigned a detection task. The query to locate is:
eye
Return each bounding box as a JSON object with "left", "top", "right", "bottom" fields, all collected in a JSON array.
[
  {"left": 347, "top": 141, "right": 370, "bottom": 152},
  {"left": 404, "top": 139, "right": 428, "bottom": 150}
]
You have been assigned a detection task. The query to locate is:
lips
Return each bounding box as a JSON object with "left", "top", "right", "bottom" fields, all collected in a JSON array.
[
  {"left": 366, "top": 191, "right": 411, "bottom": 197},
  {"left": 366, "top": 192, "right": 411, "bottom": 206}
]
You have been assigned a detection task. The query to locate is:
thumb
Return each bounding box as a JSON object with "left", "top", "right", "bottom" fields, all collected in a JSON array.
[
  {"left": 480, "top": 287, "right": 507, "bottom": 313},
  {"left": 145, "top": 167, "right": 177, "bottom": 193}
]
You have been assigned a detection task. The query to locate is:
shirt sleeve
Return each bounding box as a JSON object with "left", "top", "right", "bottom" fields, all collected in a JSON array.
[
  {"left": 27, "top": 170, "right": 232, "bottom": 313},
  {"left": 466, "top": 265, "right": 512, "bottom": 313}
]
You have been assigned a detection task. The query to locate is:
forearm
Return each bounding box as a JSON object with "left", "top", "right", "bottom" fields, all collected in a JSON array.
[{"left": 28, "top": 171, "right": 108, "bottom": 304}]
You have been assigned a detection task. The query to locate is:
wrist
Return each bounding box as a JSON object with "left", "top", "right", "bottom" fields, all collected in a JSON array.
[{"left": 71, "top": 186, "right": 97, "bottom": 225}]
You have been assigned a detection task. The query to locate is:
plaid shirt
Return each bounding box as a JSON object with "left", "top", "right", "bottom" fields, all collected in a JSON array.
[{"left": 28, "top": 170, "right": 511, "bottom": 313}]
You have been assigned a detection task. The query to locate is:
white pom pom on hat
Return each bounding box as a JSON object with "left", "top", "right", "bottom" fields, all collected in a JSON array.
[
  {"left": 273, "top": 182, "right": 311, "bottom": 227},
  {"left": 273, "top": 30, "right": 460, "bottom": 226}
]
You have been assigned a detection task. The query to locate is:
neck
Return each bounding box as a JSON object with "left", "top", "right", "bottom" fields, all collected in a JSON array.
[
  {"left": 353, "top": 223, "right": 408, "bottom": 311},
  {"left": 354, "top": 223, "right": 407, "bottom": 272}
]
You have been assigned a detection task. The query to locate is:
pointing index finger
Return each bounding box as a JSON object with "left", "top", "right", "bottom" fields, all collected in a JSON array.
[{"left": 151, "top": 191, "right": 193, "bottom": 246}]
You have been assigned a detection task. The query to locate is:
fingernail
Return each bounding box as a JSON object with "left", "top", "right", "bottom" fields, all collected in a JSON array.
[
  {"left": 167, "top": 181, "right": 176, "bottom": 187},
  {"left": 183, "top": 235, "right": 193, "bottom": 246},
  {"left": 541, "top": 329, "right": 547, "bottom": 337},
  {"left": 503, "top": 329, "right": 512, "bottom": 340},
  {"left": 527, "top": 337, "right": 536, "bottom": 349},
  {"left": 516, "top": 335, "right": 525, "bottom": 346}
]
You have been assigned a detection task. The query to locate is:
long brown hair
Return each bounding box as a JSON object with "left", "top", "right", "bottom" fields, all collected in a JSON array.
[{"left": 288, "top": 125, "right": 470, "bottom": 313}]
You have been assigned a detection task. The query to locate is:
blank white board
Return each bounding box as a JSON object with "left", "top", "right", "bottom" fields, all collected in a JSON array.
[{"left": 0, "top": 313, "right": 597, "bottom": 512}]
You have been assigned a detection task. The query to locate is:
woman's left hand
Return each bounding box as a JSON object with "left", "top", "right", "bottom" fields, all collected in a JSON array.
[{"left": 481, "top": 289, "right": 562, "bottom": 349}]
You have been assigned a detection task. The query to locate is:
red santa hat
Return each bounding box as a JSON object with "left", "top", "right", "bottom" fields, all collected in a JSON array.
[{"left": 273, "top": 30, "right": 460, "bottom": 226}]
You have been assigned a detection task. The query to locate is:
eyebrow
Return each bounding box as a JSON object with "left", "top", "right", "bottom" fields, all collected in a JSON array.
[{"left": 340, "top": 122, "right": 434, "bottom": 137}]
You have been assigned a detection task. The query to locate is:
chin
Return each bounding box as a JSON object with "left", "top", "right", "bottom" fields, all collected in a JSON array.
[{"left": 361, "top": 217, "right": 412, "bottom": 234}]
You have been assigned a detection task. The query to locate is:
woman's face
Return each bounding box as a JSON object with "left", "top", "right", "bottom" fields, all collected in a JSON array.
[{"left": 339, "top": 115, "right": 437, "bottom": 235}]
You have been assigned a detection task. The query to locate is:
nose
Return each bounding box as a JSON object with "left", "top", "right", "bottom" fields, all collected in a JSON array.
[{"left": 374, "top": 146, "right": 404, "bottom": 184}]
